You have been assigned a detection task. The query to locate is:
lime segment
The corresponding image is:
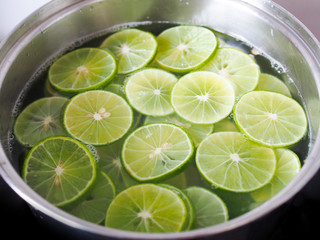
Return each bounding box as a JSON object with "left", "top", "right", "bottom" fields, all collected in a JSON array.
[
  {"left": 49, "top": 48, "right": 117, "bottom": 93},
  {"left": 171, "top": 71, "right": 235, "bottom": 124},
  {"left": 255, "top": 73, "right": 291, "bottom": 97},
  {"left": 122, "top": 123, "right": 194, "bottom": 182},
  {"left": 234, "top": 91, "right": 308, "bottom": 147},
  {"left": 22, "top": 136, "right": 97, "bottom": 207},
  {"left": 105, "top": 184, "right": 187, "bottom": 232},
  {"left": 64, "top": 90, "right": 133, "bottom": 145},
  {"left": 214, "top": 118, "right": 239, "bottom": 132},
  {"left": 196, "top": 132, "right": 276, "bottom": 192},
  {"left": 156, "top": 25, "right": 217, "bottom": 72}
]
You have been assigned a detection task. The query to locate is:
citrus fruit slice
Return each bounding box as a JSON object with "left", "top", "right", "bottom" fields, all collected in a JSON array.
[
  {"left": 14, "top": 97, "right": 69, "bottom": 147},
  {"left": 183, "top": 186, "right": 228, "bottom": 229},
  {"left": 122, "top": 123, "right": 194, "bottom": 182},
  {"left": 255, "top": 73, "right": 291, "bottom": 97},
  {"left": 43, "top": 78, "right": 70, "bottom": 97},
  {"left": 125, "top": 68, "right": 177, "bottom": 116},
  {"left": 48, "top": 48, "right": 117, "bottom": 93},
  {"left": 200, "top": 47, "right": 260, "bottom": 98},
  {"left": 67, "top": 171, "right": 116, "bottom": 224},
  {"left": 64, "top": 90, "right": 133, "bottom": 145},
  {"left": 105, "top": 184, "right": 187, "bottom": 232},
  {"left": 234, "top": 91, "right": 308, "bottom": 147},
  {"left": 196, "top": 132, "right": 276, "bottom": 192},
  {"left": 144, "top": 113, "right": 214, "bottom": 147},
  {"left": 214, "top": 118, "right": 239, "bottom": 132},
  {"left": 251, "top": 148, "right": 301, "bottom": 202},
  {"left": 22, "top": 136, "right": 97, "bottom": 207},
  {"left": 171, "top": 71, "right": 235, "bottom": 124},
  {"left": 104, "top": 83, "right": 125, "bottom": 98},
  {"left": 100, "top": 28, "right": 157, "bottom": 74},
  {"left": 156, "top": 25, "right": 217, "bottom": 73}
]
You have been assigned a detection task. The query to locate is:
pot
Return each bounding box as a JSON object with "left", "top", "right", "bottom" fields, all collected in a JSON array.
[{"left": 1, "top": 0, "right": 320, "bottom": 239}]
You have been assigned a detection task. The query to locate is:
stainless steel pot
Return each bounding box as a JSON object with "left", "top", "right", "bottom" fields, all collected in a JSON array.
[{"left": 1, "top": 0, "right": 320, "bottom": 239}]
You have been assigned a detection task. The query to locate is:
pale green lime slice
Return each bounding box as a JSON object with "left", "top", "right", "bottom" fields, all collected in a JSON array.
[
  {"left": 234, "top": 91, "right": 308, "bottom": 147},
  {"left": 144, "top": 113, "right": 214, "bottom": 147},
  {"left": 125, "top": 68, "right": 177, "bottom": 116},
  {"left": 64, "top": 90, "right": 133, "bottom": 145},
  {"left": 200, "top": 47, "right": 260, "bottom": 98},
  {"left": 43, "top": 78, "right": 70, "bottom": 97},
  {"left": 183, "top": 186, "right": 228, "bottom": 229},
  {"left": 171, "top": 71, "right": 235, "bottom": 124},
  {"left": 22, "top": 136, "right": 97, "bottom": 207},
  {"left": 49, "top": 48, "right": 117, "bottom": 93},
  {"left": 156, "top": 25, "right": 217, "bottom": 73},
  {"left": 122, "top": 123, "right": 194, "bottom": 182},
  {"left": 251, "top": 148, "right": 301, "bottom": 202},
  {"left": 196, "top": 132, "right": 276, "bottom": 192},
  {"left": 14, "top": 97, "right": 69, "bottom": 147},
  {"left": 214, "top": 118, "right": 239, "bottom": 132},
  {"left": 67, "top": 171, "right": 116, "bottom": 224},
  {"left": 100, "top": 28, "right": 157, "bottom": 74},
  {"left": 104, "top": 83, "right": 125, "bottom": 98},
  {"left": 163, "top": 172, "right": 187, "bottom": 189},
  {"left": 255, "top": 73, "right": 291, "bottom": 97},
  {"left": 105, "top": 184, "right": 187, "bottom": 232}
]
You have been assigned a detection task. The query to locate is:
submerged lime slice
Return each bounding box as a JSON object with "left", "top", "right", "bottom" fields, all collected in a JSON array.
[
  {"left": 122, "top": 123, "right": 194, "bottom": 182},
  {"left": 64, "top": 90, "right": 133, "bottom": 145},
  {"left": 105, "top": 184, "right": 187, "bottom": 232},
  {"left": 156, "top": 25, "right": 217, "bottom": 72},
  {"left": 14, "top": 97, "right": 69, "bottom": 147},
  {"left": 196, "top": 132, "right": 276, "bottom": 192},
  {"left": 234, "top": 91, "right": 308, "bottom": 147},
  {"left": 214, "top": 118, "right": 239, "bottom": 133},
  {"left": 251, "top": 148, "right": 301, "bottom": 202},
  {"left": 183, "top": 186, "right": 228, "bottom": 229},
  {"left": 255, "top": 73, "right": 291, "bottom": 97},
  {"left": 171, "top": 71, "right": 235, "bottom": 124},
  {"left": 22, "top": 136, "right": 97, "bottom": 207},
  {"left": 67, "top": 171, "right": 116, "bottom": 224},
  {"left": 125, "top": 68, "right": 177, "bottom": 116},
  {"left": 200, "top": 47, "right": 260, "bottom": 98},
  {"left": 100, "top": 28, "right": 157, "bottom": 74},
  {"left": 49, "top": 48, "right": 117, "bottom": 93}
]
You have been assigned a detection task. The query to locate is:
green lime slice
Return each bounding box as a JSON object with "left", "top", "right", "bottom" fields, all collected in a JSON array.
[
  {"left": 125, "top": 68, "right": 177, "bottom": 116},
  {"left": 43, "top": 78, "right": 70, "bottom": 97},
  {"left": 171, "top": 71, "right": 235, "bottom": 124},
  {"left": 163, "top": 172, "right": 187, "bottom": 189},
  {"left": 255, "top": 73, "right": 292, "bottom": 97},
  {"left": 156, "top": 25, "right": 217, "bottom": 73},
  {"left": 22, "top": 136, "right": 97, "bottom": 207},
  {"left": 183, "top": 186, "right": 228, "bottom": 229},
  {"left": 64, "top": 90, "right": 133, "bottom": 145},
  {"left": 14, "top": 97, "right": 69, "bottom": 147},
  {"left": 48, "top": 48, "right": 117, "bottom": 93},
  {"left": 214, "top": 118, "right": 239, "bottom": 132},
  {"left": 105, "top": 184, "right": 187, "bottom": 232},
  {"left": 66, "top": 171, "right": 116, "bottom": 224},
  {"left": 144, "top": 113, "right": 214, "bottom": 147},
  {"left": 122, "top": 123, "right": 194, "bottom": 182},
  {"left": 234, "top": 91, "right": 308, "bottom": 147},
  {"left": 104, "top": 83, "right": 125, "bottom": 98},
  {"left": 100, "top": 28, "right": 157, "bottom": 74},
  {"left": 200, "top": 47, "right": 260, "bottom": 98},
  {"left": 251, "top": 148, "right": 301, "bottom": 202},
  {"left": 196, "top": 132, "right": 276, "bottom": 192}
]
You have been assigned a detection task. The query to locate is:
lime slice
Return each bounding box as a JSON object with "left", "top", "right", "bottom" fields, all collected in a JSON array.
[
  {"left": 156, "top": 25, "right": 217, "bottom": 73},
  {"left": 234, "top": 91, "right": 308, "bottom": 147},
  {"left": 64, "top": 90, "right": 133, "bottom": 145},
  {"left": 196, "top": 132, "right": 276, "bottom": 192},
  {"left": 14, "top": 97, "right": 69, "bottom": 147},
  {"left": 43, "top": 78, "right": 70, "bottom": 97},
  {"left": 255, "top": 73, "right": 291, "bottom": 97},
  {"left": 200, "top": 47, "right": 260, "bottom": 98},
  {"left": 214, "top": 117, "right": 239, "bottom": 133},
  {"left": 105, "top": 184, "right": 187, "bottom": 232},
  {"left": 122, "top": 123, "right": 194, "bottom": 182},
  {"left": 144, "top": 113, "right": 214, "bottom": 147},
  {"left": 183, "top": 186, "right": 228, "bottom": 229},
  {"left": 251, "top": 148, "right": 301, "bottom": 202},
  {"left": 67, "top": 171, "right": 116, "bottom": 224},
  {"left": 163, "top": 172, "right": 187, "bottom": 189},
  {"left": 22, "top": 136, "right": 97, "bottom": 207},
  {"left": 49, "top": 48, "right": 117, "bottom": 93},
  {"left": 125, "top": 68, "right": 177, "bottom": 116},
  {"left": 100, "top": 28, "right": 157, "bottom": 74},
  {"left": 104, "top": 83, "right": 125, "bottom": 99},
  {"left": 171, "top": 71, "right": 235, "bottom": 124}
]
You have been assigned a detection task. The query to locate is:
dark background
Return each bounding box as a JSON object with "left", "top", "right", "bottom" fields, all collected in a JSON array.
[{"left": 1, "top": 0, "right": 320, "bottom": 239}]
